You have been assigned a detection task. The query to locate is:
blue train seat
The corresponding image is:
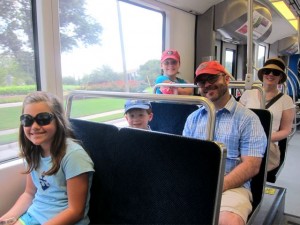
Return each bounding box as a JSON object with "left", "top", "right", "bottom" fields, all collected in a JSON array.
[
  {"left": 247, "top": 109, "right": 272, "bottom": 224},
  {"left": 148, "top": 102, "right": 199, "bottom": 135},
  {"left": 70, "top": 119, "right": 119, "bottom": 224},
  {"left": 70, "top": 118, "right": 226, "bottom": 225},
  {"left": 110, "top": 127, "right": 225, "bottom": 224},
  {"left": 140, "top": 102, "right": 273, "bottom": 223}
]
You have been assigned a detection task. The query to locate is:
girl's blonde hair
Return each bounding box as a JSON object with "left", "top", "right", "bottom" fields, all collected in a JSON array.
[{"left": 19, "top": 91, "right": 75, "bottom": 175}]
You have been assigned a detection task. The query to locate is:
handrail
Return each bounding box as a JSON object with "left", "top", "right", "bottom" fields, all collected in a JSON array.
[
  {"left": 285, "top": 75, "right": 297, "bottom": 138},
  {"left": 285, "top": 68, "right": 299, "bottom": 137},
  {"left": 65, "top": 90, "right": 216, "bottom": 141},
  {"left": 228, "top": 80, "right": 262, "bottom": 85},
  {"left": 228, "top": 82, "right": 266, "bottom": 109},
  {"left": 152, "top": 83, "right": 197, "bottom": 94},
  {"left": 286, "top": 67, "right": 300, "bottom": 102},
  {"left": 286, "top": 75, "right": 295, "bottom": 99},
  {"left": 228, "top": 80, "right": 262, "bottom": 96},
  {"left": 287, "top": 67, "right": 300, "bottom": 89}
]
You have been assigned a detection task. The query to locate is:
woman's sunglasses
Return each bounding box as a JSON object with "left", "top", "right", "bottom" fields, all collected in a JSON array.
[
  {"left": 263, "top": 69, "right": 282, "bottom": 76},
  {"left": 20, "top": 112, "right": 54, "bottom": 127}
]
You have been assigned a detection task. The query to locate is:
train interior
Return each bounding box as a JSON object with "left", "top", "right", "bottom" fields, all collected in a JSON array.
[{"left": 1, "top": 0, "right": 300, "bottom": 224}]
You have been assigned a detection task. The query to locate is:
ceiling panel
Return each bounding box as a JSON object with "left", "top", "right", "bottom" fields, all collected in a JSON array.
[
  {"left": 154, "top": 0, "right": 297, "bottom": 44},
  {"left": 154, "top": 0, "right": 224, "bottom": 14},
  {"left": 288, "top": 0, "right": 300, "bottom": 16}
]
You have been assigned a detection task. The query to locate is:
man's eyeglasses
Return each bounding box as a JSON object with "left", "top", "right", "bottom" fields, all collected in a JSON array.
[
  {"left": 163, "top": 60, "right": 178, "bottom": 66},
  {"left": 263, "top": 69, "right": 281, "bottom": 76},
  {"left": 196, "top": 74, "right": 225, "bottom": 87},
  {"left": 20, "top": 112, "right": 54, "bottom": 127}
]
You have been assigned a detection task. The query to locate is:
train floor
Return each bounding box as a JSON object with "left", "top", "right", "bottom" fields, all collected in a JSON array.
[{"left": 273, "top": 129, "right": 300, "bottom": 224}]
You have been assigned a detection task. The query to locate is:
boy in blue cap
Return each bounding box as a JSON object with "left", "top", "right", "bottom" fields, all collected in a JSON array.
[{"left": 124, "top": 99, "right": 153, "bottom": 130}]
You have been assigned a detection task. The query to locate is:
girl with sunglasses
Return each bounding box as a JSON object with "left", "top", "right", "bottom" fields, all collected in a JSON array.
[
  {"left": 0, "top": 91, "right": 94, "bottom": 225},
  {"left": 240, "top": 57, "right": 295, "bottom": 171},
  {"left": 155, "top": 49, "right": 193, "bottom": 95}
]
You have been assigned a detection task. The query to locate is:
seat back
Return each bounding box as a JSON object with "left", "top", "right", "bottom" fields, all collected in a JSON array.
[
  {"left": 70, "top": 118, "right": 119, "bottom": 224},
  {"left": 70, "top": 118, "right": 226, "bottom": 225},
  {"left": 110, "top": 128, "right": 225, "bottom": 225},
  {"left": 247, "top": 109, "right": 272, "bottom": 223},
  {"left": 266, "top": 137, "right": 287, "bottom": 183},
  {"left": 148, "top": 102, "right": 198, "bottom": 135}
]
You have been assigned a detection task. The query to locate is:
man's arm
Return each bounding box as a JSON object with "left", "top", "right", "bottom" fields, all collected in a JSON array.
[{"left": 223, "top": 156, "right": 262, "bottom": 192}]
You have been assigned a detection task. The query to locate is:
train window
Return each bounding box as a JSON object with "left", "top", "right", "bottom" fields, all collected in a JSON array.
[
  {"left": 59, "top": 0, "right": 163, "bottom": 95},
  {"left": 59, "top": 0, "right": 163, "bottom": 123},
  {"left": 0, "top": 0, "right": 37, "bottom": 162},
  {"left": 257, "top": 45, "right": 266, "bottom": 69},
  {"left": 253, "top": 44, "right": 266, "bottom": 80},
  {"left": 225, "top": 49, "right": 235, "bottom": 76}
]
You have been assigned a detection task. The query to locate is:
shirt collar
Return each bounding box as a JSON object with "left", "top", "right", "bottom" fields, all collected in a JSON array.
[
  {"left": 222, "top": 95, "right": 236, "bottom": 113},
  {"left": 201, "top": 95, "right": 237, "bottom": 115}
]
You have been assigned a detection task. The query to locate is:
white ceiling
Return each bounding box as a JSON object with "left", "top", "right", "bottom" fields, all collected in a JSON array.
[
  {"left": 154, "top": 0, "right": 297, "bottom": 44},
  {"left": 155, "top": 0, "right": 224, "bottom": 14},
  {"left": 258, "top": 0, "right": 297, "bottom": 43}
]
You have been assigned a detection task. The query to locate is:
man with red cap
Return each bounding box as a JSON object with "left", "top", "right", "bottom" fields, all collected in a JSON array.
[
  {"left": 183, "top": 61, "right": 267, "bottom": 225},
  {"left": 155, "top": 49, "right": 193, "bottom": 95}
]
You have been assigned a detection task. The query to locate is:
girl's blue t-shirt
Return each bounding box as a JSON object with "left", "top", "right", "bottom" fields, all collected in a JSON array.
[
  {"left": 155, "top": 75, "right": 186, "bottom": 94},
  {"left": 27, "top": 139, "right": 94, "bottom": 225}
]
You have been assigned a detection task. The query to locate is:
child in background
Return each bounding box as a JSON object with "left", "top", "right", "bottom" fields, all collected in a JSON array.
[
  {"left": 155, "top": 49, "right": 193, "bottom": 95},
  {"left": 0, "top": 91, "right": 94, "bottom": 225},
  {"left": 124, "top": 99, "right": 153, "bottom": 130}
]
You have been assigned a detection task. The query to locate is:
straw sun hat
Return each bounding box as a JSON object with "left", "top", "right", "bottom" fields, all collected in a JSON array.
[{"left": 257, "top": 57, "right": 287, "bottom": 84}]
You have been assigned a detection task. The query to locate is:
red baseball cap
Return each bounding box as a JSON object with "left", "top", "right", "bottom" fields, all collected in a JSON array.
[
  {"left": 161, "top": 49, "right": 180, "bottom": 63},
  {"left": 195, "top": 61, "right": 227, "bottom": 82}
]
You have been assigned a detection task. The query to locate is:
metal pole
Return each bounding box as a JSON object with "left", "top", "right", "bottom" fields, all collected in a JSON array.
[
  {"left": 246, "top": 0, "right": 254, "bottom": 90},
  {"left": 298, "top": 16, "right": 300, "bottom": 54},
  {"left": 116, "top": 0, "right": 129, "bottom": 92}
]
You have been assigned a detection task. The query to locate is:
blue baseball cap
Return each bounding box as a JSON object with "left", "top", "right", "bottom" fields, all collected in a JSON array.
[{"left": 124, "top": 99, "right": 152, "bottom": 113}]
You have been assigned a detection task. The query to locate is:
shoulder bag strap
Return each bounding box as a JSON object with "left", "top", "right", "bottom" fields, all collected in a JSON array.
[{"left": 265, "top": 92, "right": 284, "bottom": 109}]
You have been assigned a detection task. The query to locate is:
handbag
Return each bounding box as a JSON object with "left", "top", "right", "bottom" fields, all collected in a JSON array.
[{"left": 265, "top": 92, "right": 284, "bottom": 171}]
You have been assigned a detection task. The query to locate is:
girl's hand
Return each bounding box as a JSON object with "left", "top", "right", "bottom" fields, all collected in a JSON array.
[
  {"left": 161, "top": 86, "right": 175, "bottom": 94},
  {"left": 160, "top": 81, "right": 177, "bottom": 94}
]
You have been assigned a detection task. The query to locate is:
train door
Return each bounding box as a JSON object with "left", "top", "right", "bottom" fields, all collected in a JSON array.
[
  {"left": 215, "top": 40, "right": 221, "bottom": 62},
  {"left": 221, "top": 42, "right": 237, "bottom": 79}
]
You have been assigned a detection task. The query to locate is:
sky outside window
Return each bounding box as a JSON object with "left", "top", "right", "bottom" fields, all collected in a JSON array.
[{"left": 60, "top": 0, "right": 163, "bottom": 79}]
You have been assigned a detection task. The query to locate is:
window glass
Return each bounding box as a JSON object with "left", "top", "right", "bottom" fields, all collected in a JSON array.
[
  {"left": 257, "top": 45, "right": 266, "bottom": 69},
  {"left": 254, "top": 45, "right": 266, "bottom": 81},
  {"left": 0, "top": 0, "right": 37, "bottom": 162},
  {"left": 59, "top": 0, "right": 163, "bottom": 124},
  {"left": 225, "top": 49, "right": 234, "bottom": 75}
]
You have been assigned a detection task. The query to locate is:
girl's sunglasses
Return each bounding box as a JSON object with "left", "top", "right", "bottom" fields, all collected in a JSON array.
[
  {"left": 263, "top": 69, "right": 281, "bottom": 76},
  {"left": 20, "top": 112, "right": 54, "bottom": 127},
  {"left": 163, "top": 60, "right": 178, "bottom": 66}
]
